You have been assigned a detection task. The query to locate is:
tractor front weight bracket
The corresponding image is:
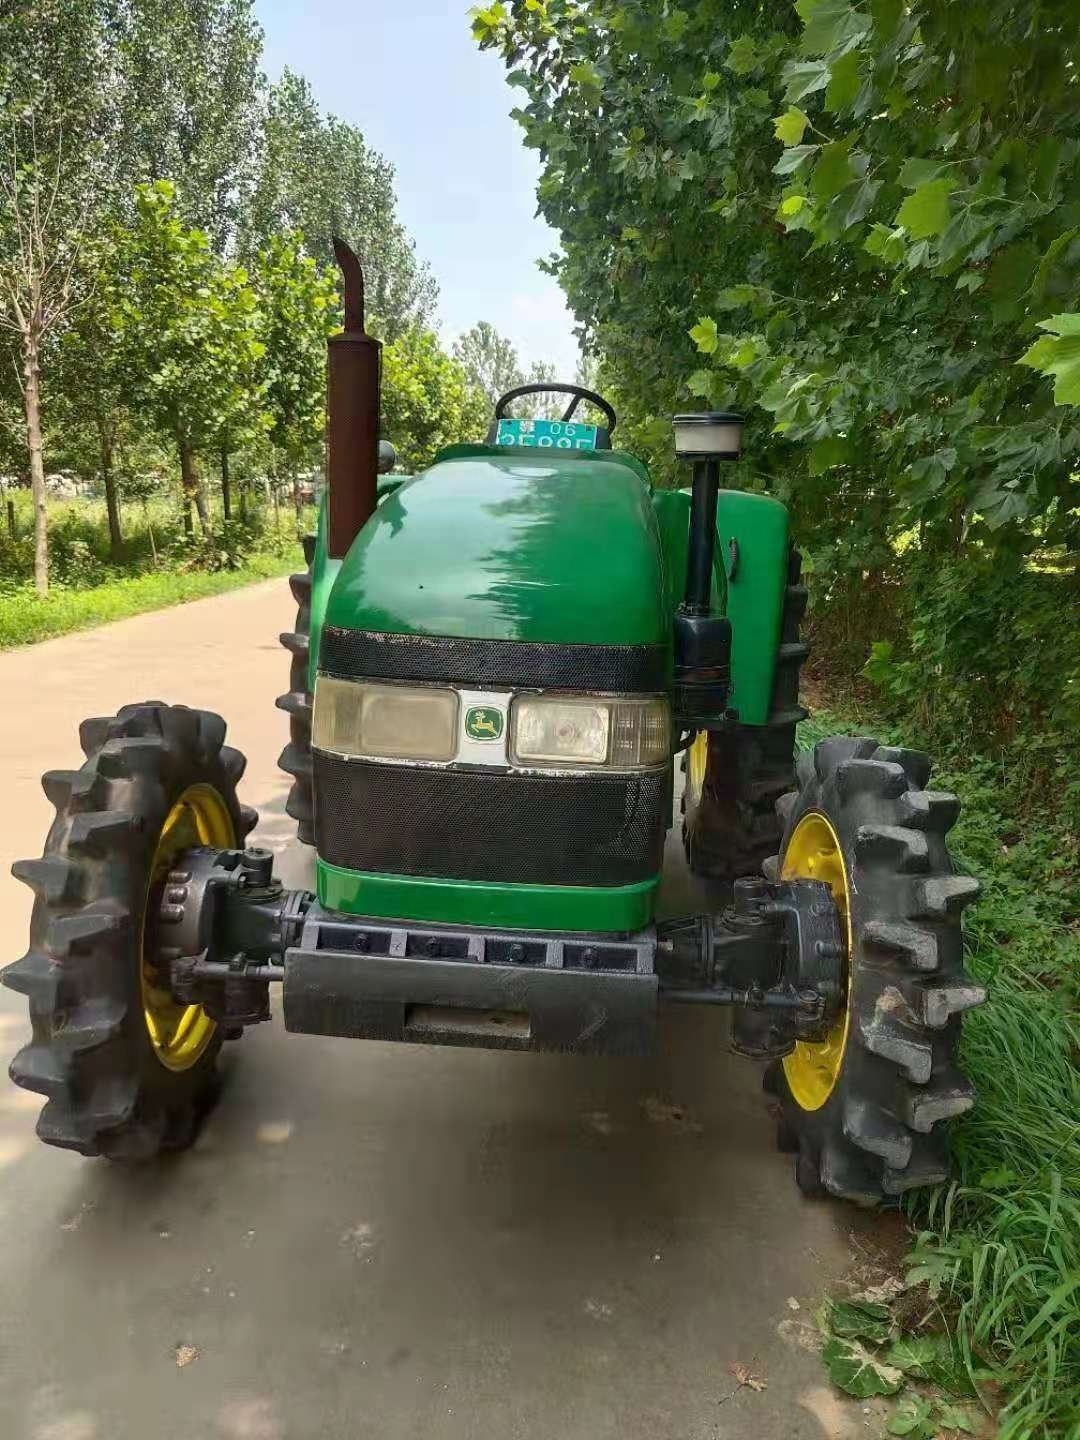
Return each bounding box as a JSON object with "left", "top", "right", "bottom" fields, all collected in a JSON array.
[{"left": 152, "top": 849, "right": 844, "bottom": 1060}]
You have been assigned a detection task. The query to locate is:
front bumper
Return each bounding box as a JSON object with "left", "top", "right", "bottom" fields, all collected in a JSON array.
[{"left": 283, "top": 903, "right": 657, "bottom": 1056}]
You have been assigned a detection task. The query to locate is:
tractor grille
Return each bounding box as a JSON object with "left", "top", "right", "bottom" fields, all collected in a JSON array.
[
  {"left": 319, "top": 627, "right": 668, "bottom": 693},
  {"left": 313, "top": 753, "right": 669, "bottom": 887}
]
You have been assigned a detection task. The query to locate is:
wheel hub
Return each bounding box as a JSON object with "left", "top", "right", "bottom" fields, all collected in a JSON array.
[
  {"left": 780, "top": 811, "right": 853, "bottom": 1111},
  {"left": 142, "top": 784, "right": 236, "bottom": 1071}
]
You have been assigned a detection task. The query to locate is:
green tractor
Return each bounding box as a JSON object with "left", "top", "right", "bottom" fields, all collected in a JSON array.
[{"left": 3, "top": 245, "right": 985, "bottom": 1202}]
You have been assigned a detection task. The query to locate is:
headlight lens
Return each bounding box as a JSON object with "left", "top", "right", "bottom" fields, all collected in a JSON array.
[
  {"left": 313, "top": 678, "right": 459, "bottom": 762},
  {"left": 511, "top": 695, "right": 669, "bottom": 770}
]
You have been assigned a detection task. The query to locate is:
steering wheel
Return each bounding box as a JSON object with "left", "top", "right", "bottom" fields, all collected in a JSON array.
[{"left": 494, "top": 383, "right": 617, "bottom": 434}]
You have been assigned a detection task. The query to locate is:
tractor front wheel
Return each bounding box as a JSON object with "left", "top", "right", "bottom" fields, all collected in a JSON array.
[
  {"left": 2, "top": 702, "right": 257, "bottom": 1158},
  {"left": 277, "top": 532, "right": 316, "bottom": 845},
  {"left": 764, "top": 736, "right": 985, "bottom": 1205}
]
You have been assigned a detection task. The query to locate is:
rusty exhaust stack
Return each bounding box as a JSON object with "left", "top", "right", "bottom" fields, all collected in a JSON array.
[{"left": 326, "top": 239, "right": 381, "bottom": 559}]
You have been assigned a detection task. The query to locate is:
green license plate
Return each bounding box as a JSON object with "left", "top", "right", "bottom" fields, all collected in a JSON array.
[{"left": 495, "top": 418, "right": 599, "bottom": 451}]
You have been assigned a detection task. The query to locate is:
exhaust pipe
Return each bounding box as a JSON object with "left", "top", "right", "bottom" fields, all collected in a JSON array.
[{"left": 326, "top": 239, "right": 381, "bottom": 559}]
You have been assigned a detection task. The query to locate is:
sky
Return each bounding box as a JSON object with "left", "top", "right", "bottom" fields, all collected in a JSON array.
[{"left": 253, "top": 0, "right": 580, "bottom": 376}]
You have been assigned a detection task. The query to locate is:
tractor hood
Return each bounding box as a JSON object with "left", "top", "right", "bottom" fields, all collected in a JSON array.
[{"left": 324, "top": 450, "right": 668, "bottom": 647}]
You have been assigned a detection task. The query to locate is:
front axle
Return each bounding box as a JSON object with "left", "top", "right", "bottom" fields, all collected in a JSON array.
[{"left": 152, "top": 846, "right": 845, "bottom": 1060}]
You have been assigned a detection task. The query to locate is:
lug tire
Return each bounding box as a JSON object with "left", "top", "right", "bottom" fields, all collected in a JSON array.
[
  {"left": 277, "top": 532, "right": 315, "bottom": 846},
  {"left": 683, "top": 546, "right": 809, "bottom": 881},
  {"left": 764, "top": 736, "right": 985, "bottom": 1207},
  {"left": 1, "top": 703, "right": 256, "bottom": 1159}
]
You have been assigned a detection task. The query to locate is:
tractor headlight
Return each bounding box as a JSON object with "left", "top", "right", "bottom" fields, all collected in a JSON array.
[
  {"left": 313, "top": 677, "right": 459, "bottom": 762},
  {"left": 510, "top": 695, "right": 669, "bottom": 771}
]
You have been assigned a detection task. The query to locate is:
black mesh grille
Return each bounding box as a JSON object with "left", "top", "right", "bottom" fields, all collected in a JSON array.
[
  {"left": 313, "top": 753, "right": 669, "bottom": 886},
  {"left": 319, "top": 628, "right": 667, "bottom": 693}
]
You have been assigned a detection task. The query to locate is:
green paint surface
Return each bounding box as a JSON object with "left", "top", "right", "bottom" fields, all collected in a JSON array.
[
  {"left": 325, "top": 449, "right": 668, "bottom": 647},
  {"left": 716, "top": 490, "right": 789, "bottom": 724},
  {"left": 317, "top": 860, "right": 659, "bottom": 933}
]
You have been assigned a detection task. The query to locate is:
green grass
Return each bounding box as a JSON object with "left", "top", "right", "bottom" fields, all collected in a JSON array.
[
  {"left": 0, "top": 551, "right": 297, "bottom": 648},
  {"left": 801, "top": 710, "right": 1080, "bottom": 1439},
  {"left": 0, "top": 489, "right": 311, "bottom": 647}
]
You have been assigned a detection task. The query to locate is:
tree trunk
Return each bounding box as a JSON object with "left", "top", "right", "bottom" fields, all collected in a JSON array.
[
  {"left": 238, "top": 474, "right": 248, "bottom": 523},
  {"left": 291, "top": 465, "right": 302, "bottom": 534},
  {"left": 21, "top": 332, "right": 48, "bottom": 595},
  {"left": 177, "top": 436, "right": 209, "bottom": 535},
  {"left": 220, "top": 446, "right": 231, "bottom": 521},
  {"left": 97, "top": 418, "right": 122, "bottom": 561}
]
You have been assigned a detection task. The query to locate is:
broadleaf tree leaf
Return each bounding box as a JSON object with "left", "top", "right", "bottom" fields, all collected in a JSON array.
[
  {"left": 825, "top": 49, "right": 862, "bottom": 111},
  {"left": 783, "top": 59, "right": 831, "bottom": 103},
  {"left": 726, "top": 35, "right": 760, "bottom": 75},
  {"left": 812, "top": 139, "right": 855, "bottom": 200},
  {"left": 810, "top": 435, "right": 850, "bottom": 472},
  {"left": 774, "top": 143, "right": 819, "bottom": 176},
  {"left": 1018, "top": 318, "right": 1080, "bottom": 405},
  {"left": 796, "top": 0, "right": 870, "bottom": 56},
  {"left": 689, "top": 316, "right": 719, "bottom": 354},
  {"left": 774, "top": 106, "right": 810, "bottom": 146},
  {"left": 687, "top": 368, "right": 716, "bottom": 399},
  {"left": 821, "top": 1338, "right": 905, "bottom": 1399},
  {"left": 896, "top": 179, "right": 954, "bottom": 239}
]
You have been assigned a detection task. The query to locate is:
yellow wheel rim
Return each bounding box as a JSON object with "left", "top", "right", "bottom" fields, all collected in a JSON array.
[
  {"left": 142, "top": 784, "right": 235, "bottom": 1072},
  {"left": 686, "top": 731, "right": 708, "bottom": 804},
  {"left": 781, "top": 811, "right": 852, "bottom": 1111}
]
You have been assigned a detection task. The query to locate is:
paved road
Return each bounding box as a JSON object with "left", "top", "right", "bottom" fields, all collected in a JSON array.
[{"left": 0, "top": 583, "right": 888, "bottom": 1440}]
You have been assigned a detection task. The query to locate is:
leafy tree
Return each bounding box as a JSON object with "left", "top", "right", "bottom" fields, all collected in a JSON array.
[
  {"left": 107, "top": 181, "right": 265, "bottom": 533},
  {"left": 110, "top": 0, "right": 263, "bottom": 251},
  {"left": 382, "top": 327, "right": 487, "bottom": 470},
  {"left": 453, "top": 320, "right": 523, "bottom": 407},
  {"left": 253, "top": 231, "right": 337, "bottom": 517},
  {"left": 0, "top": 0, "right": 118, "bottom": 592},
  {"left": 475, "top": 0, "right": 1080, "bottom": 777},
  {"left": 244, "top": 70, "right": 436, "bottom": 334}
]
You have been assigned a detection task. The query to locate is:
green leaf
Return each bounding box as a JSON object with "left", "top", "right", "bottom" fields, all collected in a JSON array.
[
  {"left": 725, "top": 35, "right": 759, "bottom": 75},
  {"left": 796, "top": 0, "right": 870, "bottom": 56},
  {"left": 1019, "top": 316, "right": 1080, "bottom": 405},
  {"left": 781, "top": 193, "right": 808, "bottom": 217},
  {"left": 809, "top": 435, "right": 850, "bottom": 472},
  {"left": 773, "top": 144, "right": 819, "bottom": 176},
  {"left": 716, "top": 284, "right": 760, "bottom": 310},
  {"left": 895, "top": 179, "right": 954, "bottom": 239},
  {"left": 689, "top": 316, "right": 719, "bottom": 354},
  {"left": 882, "top": 1335, "right": 937, "bottom": 1378},
  {"left": 897, "top": 157, "right": 948, "bottom": 189},
  {"left": 1039, "top": 311, "right": 1080, "bottom": 336},
  {"left": 821, "top": 1338, "right": 905, "bottom": 1399},
  {"left": 774, "top": 106, "right": 810, "bottom": 146},
  {"left": 825, "top": 50, "right": 862, "bottom": 111},
  {"left": 783, "top": 59, "right": 831, "bottom": 103},
  {"left": 863, "top": 639, "right": 895, "bottom": 685},
  {"left": 888, "top": 1395, "right": 936, "bottom": 1438},
  {"left": 829, "top": 1298, "right": 893, "bottom": 1343},
  {"left": 568, "top": 61, "right": 601, "bottom": 90},
  {"left": 812, "top": 139, "right": 854, "bottom": 201},
  {"left": 687, "top": 368, "right": 716, "bottom": 399}
]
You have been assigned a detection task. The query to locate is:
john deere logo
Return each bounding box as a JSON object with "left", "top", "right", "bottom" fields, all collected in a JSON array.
[{"left": 465, "top": 706, "right": 504, "bottom": 742}]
